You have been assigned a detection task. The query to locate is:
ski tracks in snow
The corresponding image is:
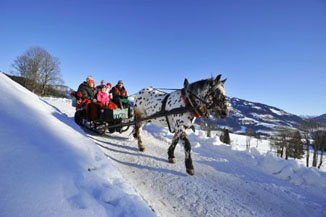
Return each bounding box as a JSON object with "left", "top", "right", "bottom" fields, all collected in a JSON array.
[{"left": 87, "top": 129, "right": 326, "bottom": 217}]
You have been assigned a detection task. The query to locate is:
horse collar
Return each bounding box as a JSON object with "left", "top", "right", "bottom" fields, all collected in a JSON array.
[{"left": 181, "top": 89, "right": 205, "bottom": 118}]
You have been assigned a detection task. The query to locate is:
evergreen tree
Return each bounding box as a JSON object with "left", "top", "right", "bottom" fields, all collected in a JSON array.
[
  {"left": 288, "top": 131, "right": 304, "bottom": 159},
  {"left": 220, "top": 128, "right": 231, "bottom": 145}
]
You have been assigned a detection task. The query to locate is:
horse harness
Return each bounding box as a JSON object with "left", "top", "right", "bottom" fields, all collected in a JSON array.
[{"left": 160, "top": 88, "right": 210, "bottom": 133}]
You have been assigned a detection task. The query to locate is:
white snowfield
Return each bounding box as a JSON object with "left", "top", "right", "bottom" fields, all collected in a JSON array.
[{"left": 1, "top": 72, "right": 326, "bottom": 217}]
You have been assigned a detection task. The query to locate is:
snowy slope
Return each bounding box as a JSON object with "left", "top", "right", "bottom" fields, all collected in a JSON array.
[
  {"left": 43, "top": 98, "right": 326, "bottom": 217},
  {"left": 0, "top": 73, "right": 155, "bottom": 217}
]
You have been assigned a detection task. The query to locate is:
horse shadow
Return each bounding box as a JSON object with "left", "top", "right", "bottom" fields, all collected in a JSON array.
[
  {"left": 94, "top": 140, "right": 186, "bottom": 177},
  {"left": 104, "top": 134, "right": 130, "bottom": 141},
  {"left": 102, "top": 151, "right": 187, "bottom": 177},
  {"left": 91, "top": 137, "right": 138, "bottom": 152}
]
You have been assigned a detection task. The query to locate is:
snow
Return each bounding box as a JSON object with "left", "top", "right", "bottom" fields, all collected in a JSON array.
[
  {"left": 0, "top": 73, "right": 155, "bottom": 217},
  {"left": 251, "top": 113, "right": 277, "bottom": 121},
  {"left": 270, "top": 108, "right": 287, "bottom": 116},
  {"left": 240, "top": 117, "right": 259, "bottom": 124},
  {"left": 1, "top": 72, "right": 326, "bottom": 217}
]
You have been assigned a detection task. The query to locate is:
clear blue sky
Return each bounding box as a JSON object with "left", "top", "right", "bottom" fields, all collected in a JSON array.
[{"left": 1, "top": 0, "right": 325, "bottom": 115}]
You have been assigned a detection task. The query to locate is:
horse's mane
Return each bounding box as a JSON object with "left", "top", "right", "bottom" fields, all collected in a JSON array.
[{"left": 189, "top": 78, "right": 213, "bottom": 90}]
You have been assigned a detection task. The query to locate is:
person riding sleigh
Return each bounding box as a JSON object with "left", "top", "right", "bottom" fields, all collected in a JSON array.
[
  {"left": 76, "top": 76, "right": 99, "bottom": 121},
  {"left": 110, "top": 80, "right": 130, "bottom": 109}
]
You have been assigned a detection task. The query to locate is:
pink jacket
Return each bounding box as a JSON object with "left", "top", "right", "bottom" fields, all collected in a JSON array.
[{"left": 97, "top": 91, "right": 110, "bottom": 106}]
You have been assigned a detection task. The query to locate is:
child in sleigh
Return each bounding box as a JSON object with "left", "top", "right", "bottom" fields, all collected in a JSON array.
[{"left": 97, "top": 84, "right": 118, "bottom": 110}]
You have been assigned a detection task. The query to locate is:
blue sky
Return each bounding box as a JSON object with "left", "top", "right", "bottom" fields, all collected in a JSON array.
[{"left": 1, "top": 0, "right": 325, "bottom": 115}]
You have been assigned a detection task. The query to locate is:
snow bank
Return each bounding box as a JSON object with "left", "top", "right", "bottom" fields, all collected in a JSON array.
[
  {"left": 258, "top": 152, "right": 326, "bottom": 187},
  {"left": 145, "top": 121, "right": 326, "bottom": 188},
  {"left": 0, "top": 73, "right": 155, "bottom": 217}
]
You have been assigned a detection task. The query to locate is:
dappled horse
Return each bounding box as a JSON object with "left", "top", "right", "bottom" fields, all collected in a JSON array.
[{"left": 133, "top": 75, "right": 229, "bottom": 175}]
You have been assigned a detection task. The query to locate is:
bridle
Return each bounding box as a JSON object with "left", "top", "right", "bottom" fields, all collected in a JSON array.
[
  {"left": 182, "top": 82, "right": 223, "bottom": 118},
  {"left": 153, "top": 80, "right": 225, "bottom": 119}
]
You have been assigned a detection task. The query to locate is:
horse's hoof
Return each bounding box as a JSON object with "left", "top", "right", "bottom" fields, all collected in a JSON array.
[
  {"left": 139, "top": 146, "right": 145, "bottom": 152},
  {"left": 168, "top": 158, "right": 176, "bottom": 164},
  {"left": 186, "top": 169, "right": 195, "bottom": 176}
]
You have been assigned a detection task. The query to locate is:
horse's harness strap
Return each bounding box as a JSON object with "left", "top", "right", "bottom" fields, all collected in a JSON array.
[
  {"left": 181, "top": 89, "right": 203, "bottom": 118},
  {"left": 161, "top": 94, "right": 174, "bottom": 133}
]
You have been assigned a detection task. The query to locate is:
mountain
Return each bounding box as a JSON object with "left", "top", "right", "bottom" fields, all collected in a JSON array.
[
  {"left": 312, "top": 113, "right": 326, "bottom": 126},
  {"left": 200, "top": 97, "right": 304, "bottom": 136},
  {"left": 300, "top": 115, "right": 317, "bottom": 119},
  {"left": 316, "top": 113, "right": 326, "bottom": 120}
]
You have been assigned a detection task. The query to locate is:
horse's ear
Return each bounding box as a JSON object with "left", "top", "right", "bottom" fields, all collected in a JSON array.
[
  {"left": 184, "top": 78, "right": 189, "bottom": 88},
  {"left": 221, "top": 78, "right": 227, "bottom": 84},
  {"left": 215, "top": 74, "right": 222, "bottom": 82}
]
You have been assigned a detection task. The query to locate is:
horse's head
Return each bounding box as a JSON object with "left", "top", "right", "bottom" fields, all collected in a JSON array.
[{"left": 184, "top": 74, "right": 229, "bottom": 119}]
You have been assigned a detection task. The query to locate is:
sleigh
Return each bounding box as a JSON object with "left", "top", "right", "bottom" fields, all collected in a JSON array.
[{"left": 71, "top": 91, "right": 132, "bottom": 134}]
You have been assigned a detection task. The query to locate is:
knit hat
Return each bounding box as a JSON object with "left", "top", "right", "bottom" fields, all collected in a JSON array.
[
  {"left": 86, "top": 76, "right": 94, "bottom": 82},
  {"left": 118, "top": 80, "right": 123, "bottom": 84},
  {"left": 107, "top": 82, "right": 112, "bottom": 88}
]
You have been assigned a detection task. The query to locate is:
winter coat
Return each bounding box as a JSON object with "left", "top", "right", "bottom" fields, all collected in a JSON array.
[
  {"left": 110, "top": 85, "right": 129, "bottom": 108},
  {"left": 111, "top": 85, "right": 127, "bottom": 98},
  {"left": 97, "top": 91, "right": 110, "bottom": 106},
  {"left": 77, "top": 82, "right": 97, "bottom": 100}
]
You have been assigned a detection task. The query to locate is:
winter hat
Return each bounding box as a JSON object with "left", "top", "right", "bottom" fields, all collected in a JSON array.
[
  {"left": 89, "top": 80, "right": 95, "bottom": 85},
  {"left": 107, "top": 82, "right": 112, "bottom": 88},
  {"left": 86, "top": 76, "right": 94, "bottom": 82},
  {"left": 118, "top": 80, "right": 123, "bottom": 84}
]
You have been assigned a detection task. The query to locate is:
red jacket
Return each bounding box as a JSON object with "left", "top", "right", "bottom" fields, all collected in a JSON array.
[{"left": 112, "top": 85, "right": 127, "bottom": 98}]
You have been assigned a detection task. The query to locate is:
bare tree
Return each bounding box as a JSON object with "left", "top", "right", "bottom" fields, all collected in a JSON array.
[
  {"left": 12, "top": 47, "right": 62, "bottom": 95},
  {"left": 312, "top": 130, "right": 326, "bottom": 168},
  {"left": 303, "top": 133, "right": 310, "bottom": 167},
  {"left": 38, "top": 52, "right": 62, "bottom": 95},
  {"left": 255, "top": 133, "right": 262, "bottom": 148},
  {"left": 300, "top": 119, "right": 320, "bottom": 167},
  {"left": 318, "top": 134, "right": 326, "bottom": 169},
  {"left": 200, "top": 121, "right": 211, "bottom": 137},
  {"left": 246, "top": 128, "right": 254, "bottom": 150},
  {"left": 273, "top": 127, "right": 293, "bottom": 159}
]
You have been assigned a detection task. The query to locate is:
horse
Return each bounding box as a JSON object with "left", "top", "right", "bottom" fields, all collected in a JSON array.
[{"left": 133, "top": 75, "right": 229, "bottom": 175}]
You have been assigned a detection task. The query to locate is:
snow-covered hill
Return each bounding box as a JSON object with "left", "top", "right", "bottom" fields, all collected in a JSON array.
[
  {"left": 0, "top": 73, "right": 154, "bottom": 217},
  {"left": 201, "top": 97, "right": 304, "bottom": 136},
  {"left": 2, "top": 72, "right": 326, "bottom": 217}
]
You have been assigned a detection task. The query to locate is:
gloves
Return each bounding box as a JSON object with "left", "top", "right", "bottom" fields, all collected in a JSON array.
[{"left": 92, "top": 99, "right": 97, "bottom": 103}]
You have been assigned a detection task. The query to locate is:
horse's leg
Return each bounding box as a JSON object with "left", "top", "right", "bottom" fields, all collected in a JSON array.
[
  {"left": 180, "top": 132, "right": 194, "bottom": 175},
  {"left": 133, "top": 109, "right": 145, "bottom": 152},
  {"left": 168, "top": 133, "right": 179, "bottom": 163}
]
